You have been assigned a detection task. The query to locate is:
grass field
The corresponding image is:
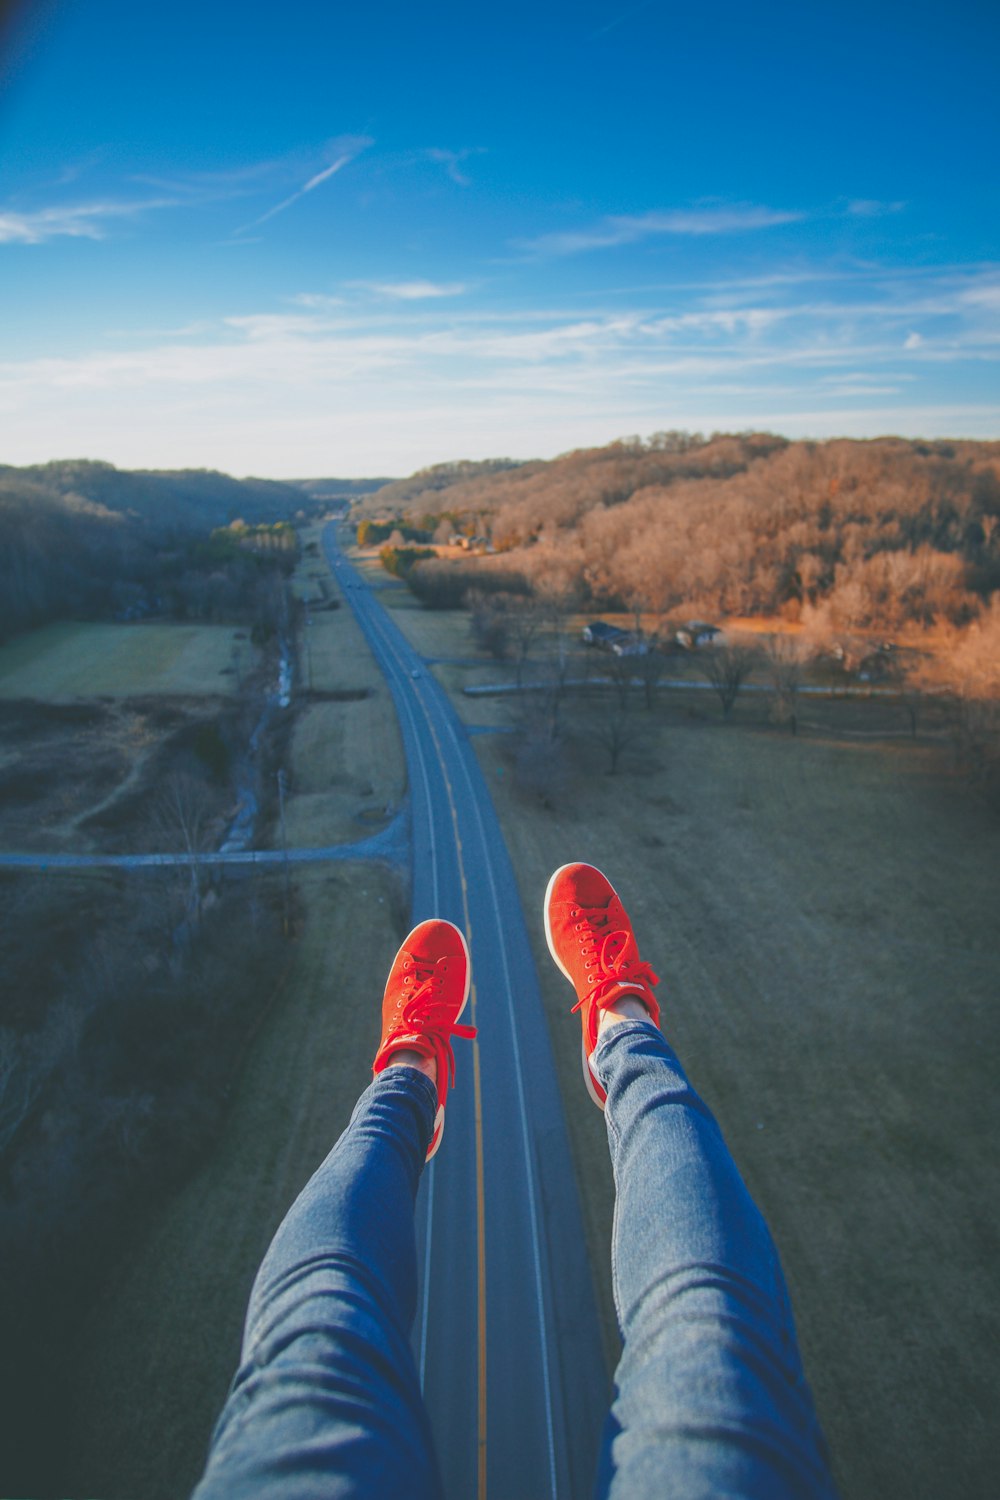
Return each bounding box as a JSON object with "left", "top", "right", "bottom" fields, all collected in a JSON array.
[
  {"left": 284, "top": 536, "right": 406, "bottom": 847},
  {"left": 60, "top": 864, "right": 405, "bottom": 1500},
  {"left": 373, "top": 551, "right": 1000, "bottom": 1500},
  {"left": 0, "top": 621, "right": 249, "bottom": 699}
]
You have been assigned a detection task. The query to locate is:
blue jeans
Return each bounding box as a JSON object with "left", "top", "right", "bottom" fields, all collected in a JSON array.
[{"left": 193, "top": 1024, "right": 835, "bottom": 1499}]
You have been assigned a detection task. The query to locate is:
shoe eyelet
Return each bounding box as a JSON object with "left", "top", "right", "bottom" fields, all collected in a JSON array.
[{"left": 588, "top": 975, "right": 596, "bottom": 984}]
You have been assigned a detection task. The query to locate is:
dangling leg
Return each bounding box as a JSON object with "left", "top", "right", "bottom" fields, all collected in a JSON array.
[
  {"left": 544, "top": 863, "right": 836, "bottom": 1499},
  {"left": 192, "top": 919, "right": 475, "bottom": 1500}
]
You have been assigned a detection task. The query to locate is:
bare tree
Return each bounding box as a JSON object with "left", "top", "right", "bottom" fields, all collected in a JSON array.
[
  {"left": 593, "top": 703, "right": 646, "bottom": 774},
  {"left": 506, "top": 595, "right": 545, "bottom": 687},
  {"left": 764, "top": 635, "right": 806, "bottom": 735},
  {"left": 607, "top": 650, "right": 636, "bottom": 709},
  {"left": 467, "top": 589, "right": 511, "bottom": 662},
  {"left": 700, "top": 643, "right": 757, "bottom": 719},
  {"left": 949, "top": 600, "right": 1000, "bottom": 793},
  {"left": 151, "top": 771, "right": 215, "bottom": 916},
  {"left": 634, "top": 638, "right": 666, "bottom": 710},
  {"left": 877, "top": 651, "right": 923, "bottom": 738},
  {"left": 509, "top": 697, "right": 567, "bottom": 808}
]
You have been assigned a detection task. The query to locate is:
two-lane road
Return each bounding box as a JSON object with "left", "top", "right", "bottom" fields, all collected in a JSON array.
[{"left": 324, "top": 530, "right": 607, "bottom": 1500}]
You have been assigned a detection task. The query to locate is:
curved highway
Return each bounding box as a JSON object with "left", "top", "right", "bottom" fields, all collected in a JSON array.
[{"left": 324, "top": 528, "right": 607, "bottom": 1500}]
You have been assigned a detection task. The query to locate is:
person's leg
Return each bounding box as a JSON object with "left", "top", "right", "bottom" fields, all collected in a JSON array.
[
  {"left": 545, "top": 864, "right": 836, "bottom": 1499},
  {"left": 192, "top": 919, "right": 475, "bottom": 1500},
  {"left": 594, "top": 1015, "right": 836, "bottom": 1498}
]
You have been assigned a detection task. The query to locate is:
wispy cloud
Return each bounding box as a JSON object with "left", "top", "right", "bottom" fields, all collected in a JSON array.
[
  {"left": 1, "top": 137, "right": 374, "bottom": 247},
  {"left": 235, "top": 136, "right": 372, "bottom": 233},
  {"left": 356, "top": 280, "right": 469, "bottom": 300},
  {"left": 291, "top": 292, "right": 348, "bottom": 310},
  {"left": 847, "top": 198, "right": 906, "bottom": 217},
  {"left": 1, "top": 261, "right": 995, "bottom": 472},
  {"left": 423, "top": 147, "right": 484, "bottom": 187},
  {"left": 515, "top": 204, "right": 804, "bottom": 257},
  {"left": 0, "top": 196, "right": 179, "bottom": 244}
]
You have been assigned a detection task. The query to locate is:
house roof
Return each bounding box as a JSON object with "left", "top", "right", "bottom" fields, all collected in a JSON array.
[{"left": 583, "top": 620, "right": 627, "bottom": 639}]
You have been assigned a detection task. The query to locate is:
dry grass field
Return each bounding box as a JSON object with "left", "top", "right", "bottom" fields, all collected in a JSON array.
[
  {"left": 0, "top": 621, "right": 249, "bottom": 699},
  {"left": 283, "top": 535, "right": 405, "bottom": 847},
  {"left": 0, "top": 696, "right": 240, "bottom": 853},
  {"left": 371, "top": 550, "right": 1000, "bottom": 1500}
]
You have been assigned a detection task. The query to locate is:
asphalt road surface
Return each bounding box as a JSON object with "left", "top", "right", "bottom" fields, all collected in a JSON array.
[{"left": 324, "top": 529, "right": 608, "bottom": 1500}]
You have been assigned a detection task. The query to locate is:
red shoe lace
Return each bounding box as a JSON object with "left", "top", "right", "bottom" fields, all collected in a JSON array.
[
  {"left": 568, "top": 905, "right": 660, "bottom": 1015},
  {"left": 391, "top": 957, "right": 476, "bottom": 1091}
]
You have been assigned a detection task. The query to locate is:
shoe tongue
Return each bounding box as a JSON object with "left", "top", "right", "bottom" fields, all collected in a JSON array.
[{"left": 602, "top": 927, "right": 638, "bottom": 967}]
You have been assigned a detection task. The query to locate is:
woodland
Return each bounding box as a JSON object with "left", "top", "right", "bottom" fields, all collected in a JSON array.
[
  {"left": 357, "top": 433, "right": 1000, "bottom": 638},
  {"left": 0, "top": 462, "right": 310, "bottom": 642}
]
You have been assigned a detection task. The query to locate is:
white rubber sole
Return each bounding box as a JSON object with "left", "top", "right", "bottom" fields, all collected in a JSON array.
[
  {"left": 423, "top": 920, "right": 471, "bottom": 1160},
  {"left": 543, "top": 863, "right": 610, "bottom": 1110}
]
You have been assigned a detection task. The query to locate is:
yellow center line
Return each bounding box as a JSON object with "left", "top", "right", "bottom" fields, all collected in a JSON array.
[{"left": 423, "top": 710, "right": 488, "bottom": 1500}]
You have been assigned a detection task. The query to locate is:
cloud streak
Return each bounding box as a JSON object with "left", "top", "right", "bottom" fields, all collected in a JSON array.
[
  {"left": 235, "top": 136, "right": 372, "bottom": 233},
  {"left": 356, "top": 280, "right": 468, "bottom": 300},
  {"left": 423, "top": 147, "right": 484, "bottom": 187},
  {"left": 0, "top": 196, "right": 179, "bottom": 244},
  {"left": 515, "top": 204, "right": 804, "bottom": 257}
]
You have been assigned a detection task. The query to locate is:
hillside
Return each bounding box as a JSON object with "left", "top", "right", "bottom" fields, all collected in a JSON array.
[
  {"left": 355, "top": 457, "right": 530, "bottom": 517},
  {"left": 358, "top": 433, "right": 1000, "bottom": 634},
  {"left": 0, "top": 460, "right": 306, "bottom": 531},
  {"left": 0, "top": 461, "right": 303, "bottom": 641}
]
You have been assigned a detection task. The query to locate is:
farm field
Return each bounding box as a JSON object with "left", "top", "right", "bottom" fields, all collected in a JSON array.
[
  {"left": 370, "top": 547, "right": 1000, "bottom": 1500},
  {"left": 283, "top": 529, "right": 405, "bottom": 848},
  {"left": 0, "top": 620, "right": 248, "bottom": 700}
]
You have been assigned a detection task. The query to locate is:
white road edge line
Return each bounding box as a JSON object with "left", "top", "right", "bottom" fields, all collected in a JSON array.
[{"left": 334, "top": 557, "right": 441, "bottom": 1390}]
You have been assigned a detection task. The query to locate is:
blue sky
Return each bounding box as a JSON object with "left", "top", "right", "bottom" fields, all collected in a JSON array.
[{"left": 1, "top": 0, "right": 997, "bottom": 477}]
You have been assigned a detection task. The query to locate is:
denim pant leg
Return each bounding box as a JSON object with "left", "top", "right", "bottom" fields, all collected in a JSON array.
[
  {"left": 192, "top": 1068, "right": 444, "bottom": 1500},
  {"left": 591, "top": 1021, "right": 836, "bottom": 1500}
]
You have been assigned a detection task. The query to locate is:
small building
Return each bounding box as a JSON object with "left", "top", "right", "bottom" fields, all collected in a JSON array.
[
  {"left": 675, "top": 621, "right": 721, "bottom": 649},
  {"left": 582, "top": 621, "right": 628, "bottom": 650},
  {"left": 610, "top": 634, "right": 650, "bottom": 657}
]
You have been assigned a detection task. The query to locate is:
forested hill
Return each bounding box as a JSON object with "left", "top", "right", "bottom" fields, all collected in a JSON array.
[
  {"left": 355, "top": 457, "right": 529, "bottom": 516},
  {"left": 0, "top": 460, "right": 305, "bottom": 531},
  {"left": 0, "top": 460, "right": 307, "bottom": 642},
  {"left": 359, "top": 433, "right": 1000, "bottom": 631}
]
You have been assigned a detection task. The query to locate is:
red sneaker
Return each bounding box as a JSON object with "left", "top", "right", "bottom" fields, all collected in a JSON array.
[
  {"left": 543, "top": 863, "right": 660, "bottom": 1108},
  {"left": 373, "top": 919, "right": 476, "bottom": 1159}
]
